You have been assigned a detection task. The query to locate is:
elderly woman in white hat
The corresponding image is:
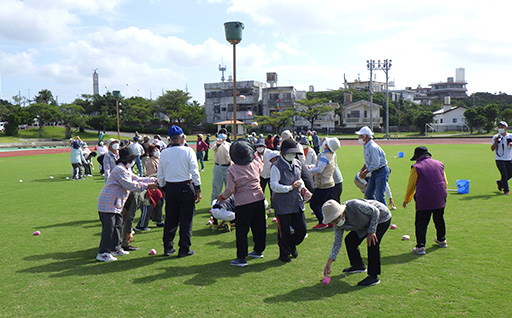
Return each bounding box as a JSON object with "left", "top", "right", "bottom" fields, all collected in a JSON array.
[
  {"left": 322, "top": 198, "right": 391, "bottom": 286},
  {"left": 307, "top": 137, "right": 340, "bottom": 230}
]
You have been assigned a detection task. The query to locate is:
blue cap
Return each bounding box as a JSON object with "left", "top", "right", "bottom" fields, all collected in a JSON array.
[{"left": 168, "top": 125, "right": 184, "bottom": 137}]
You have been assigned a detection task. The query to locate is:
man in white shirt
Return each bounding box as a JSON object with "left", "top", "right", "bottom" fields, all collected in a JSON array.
[
  {"left": 491, "top": 121, "right": 512, "bottom": 195},
  {"left": 158, "top": 125, "right": 202, "bottom": 257}
]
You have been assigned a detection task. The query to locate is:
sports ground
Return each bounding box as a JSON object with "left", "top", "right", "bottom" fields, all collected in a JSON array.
[{"left": 1, "top": 137, "right": 510, "bottom": 317}]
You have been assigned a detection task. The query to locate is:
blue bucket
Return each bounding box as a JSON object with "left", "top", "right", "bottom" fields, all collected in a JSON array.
[
  {"left": 398, "top": 151, "right": 404, "bottom": 158},
  {"left": 456, "top": 179, "right": 470, "bottom": 194}
]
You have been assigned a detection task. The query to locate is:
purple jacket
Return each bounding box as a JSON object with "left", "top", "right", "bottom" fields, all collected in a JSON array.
[{"left": 413, "top": 157, "right": 447, "bottom": 210}]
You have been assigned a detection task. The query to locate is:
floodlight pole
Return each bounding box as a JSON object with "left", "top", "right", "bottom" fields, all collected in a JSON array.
[{"left": 366, "top": 60, "right": 375, "bottom": 131}]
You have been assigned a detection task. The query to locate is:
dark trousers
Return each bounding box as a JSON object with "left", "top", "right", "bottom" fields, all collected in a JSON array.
[
  {"left": 415, "top": 208, "right": 446, "bottom": 248},
  {"left": 260, "top": 177, "right": 273, "bottom": 198},
  {"left": 496, "top": 160, "right": 512, "bottom": 192},
  {"left": 137, "top": 199, "right": 163, "bottom": 228},
  {"left": 98, "top": 212, "right": 122, "bottom": 254},
  {"left": 203, "top": 147, "right": 209, "bottom": 161},
  {"left": 196, "top": 151, "right": 204, "bottom": 170},
  {"left": 235, "top": 200, "right": 267, "bottom": 259},
  {"left": 162, "top": 182, "right": 196, "bottom": 254},
  {"left": 276, "top": 212, "right": 307, "bottom": 257},
  {"left": 345, "top": 219, "right": 391, "bottom": 277},
  {"left": 310, "top": 187, "right": 335, "bottom": 223},
  {"left": 331, "top": 182, "right": 343, "bottom": 203}
]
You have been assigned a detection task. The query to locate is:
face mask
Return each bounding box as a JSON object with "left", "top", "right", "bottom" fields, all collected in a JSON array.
[
  {"left": 336, "top": 217, "right": 345, "bottom": 227},
  {"left": 284, "top": 153, "right": 296, "bottom": 161},
  {"left": 256, "top": 147, "right": 265, "bottom": 153},
  {"left": 126, "top": 160, "right": 135, "bottom": 169},
  {"left": 218, "top": 133, "right": 227, "bottom": 140},
  {"left": 112, "top": 143, "right": 119, "bottom": 150},
  {"left": 99, "top": 142, "right": 104, "bottom": 146},
  {"left": 153, "top": 150, "right": 160, "bottom": 158},
  {"left": 498, "top": 128, "right": 506, "bottom": 134},
  {"left": 358, "top": 138, "right": 365, "bottom": 145},
  {"left": 301, "top": 144, "right": 308, "bottom": 149}
]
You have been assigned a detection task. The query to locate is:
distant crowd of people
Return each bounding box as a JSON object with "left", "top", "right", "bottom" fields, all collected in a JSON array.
[{"left": 85, "top": 124, "right": 454, "bottom": 287}]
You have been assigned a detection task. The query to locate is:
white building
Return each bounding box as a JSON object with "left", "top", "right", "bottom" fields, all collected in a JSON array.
[
  {"left": 341, "top": 93, "right": 383, "bottom": 129},
  {"left": 432, "top": 98, "right": 468, "bottom": 132}
]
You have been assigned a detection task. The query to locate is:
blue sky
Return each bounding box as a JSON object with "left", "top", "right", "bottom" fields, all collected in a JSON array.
[{"left": 0, "top": 0, "right": 509, "bottom": 105}]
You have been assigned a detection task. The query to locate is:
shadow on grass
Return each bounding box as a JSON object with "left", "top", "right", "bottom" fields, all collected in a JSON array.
[
  {"left": 458, "top": 193, "right": 500, "bottom": 200},
  {"left": 31, "top": 174, "right": 73, "bottom": 183},
  {"left": 133, "top": 257, "right": 288, "bottom": 286},
  {"left": 263, "top": 275, "right": 355, "bottom": 302},
  {"left": 36, "top": 219, "right": 99, "bottom": 229},
  {"left": 18, "top": 248, "right": 172, "bottom": 278}
]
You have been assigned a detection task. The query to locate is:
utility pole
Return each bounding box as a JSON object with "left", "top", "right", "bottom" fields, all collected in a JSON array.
[{"left": 366, "top": 60, "right": 375, "bottom": 131}]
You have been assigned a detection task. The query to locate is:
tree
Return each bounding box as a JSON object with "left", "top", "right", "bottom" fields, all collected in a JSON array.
[
  {"left": 180, "top": 101, "right": 206, "bottom": 126},
  {"left": 254, "top": 109, "right": 296, "bottom": 134},
  {"left": 59, "top": 103, "right": 89, "bottom": 139},
  {"left": 156, "top": 90, "right": 191, "bottom": 123},
  {"left": 28, "top": 103, "right": 59, "bottom": 137},
  {"left": 35, "top": 89, "right": 56, "bottom": 105},
  {"left": 483, "top": 104, "right": 499, "bottom": 132},
  {"left": 412, "top": 110, "right": 434, "bottom": 134},
  {"left": 295, "top": 98, "right": 333, "bottom": 130},
  {"left": 500, "top": 108, "right": 512, "bottom": 124},
  {"left": 1, "top": 103, "right": 30, "bottom": 136},
  {"left": 464, "top": 108, "right": 487, "bottom": 134}
]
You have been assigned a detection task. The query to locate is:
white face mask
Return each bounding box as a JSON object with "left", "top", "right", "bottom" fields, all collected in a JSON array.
[
  {"left": 498, "top": 128, "right": 506, "bottom": 134},
  {"left": 301, "top": 144, "right": 308, "bottom": 149},
  {"left": 126, "top": 160, "right": 135, "bottom": 169},
  {"left": 112, "top": 143, "right": 119, "bottom": 150},
  {"left": 153, "top": 150, "right": 160, "bottom": 158},
  {"left": 256, "top": 147, "right": 265, "bottom": 153},
  {"left": 358, "top": 138, "right": 365, "bottom": 145},
  {"left": 336, "top": 216, "right": 345, "bottom": 227},
  {"left": 284, "top": 153, "right": 296, "bottom": 161}
]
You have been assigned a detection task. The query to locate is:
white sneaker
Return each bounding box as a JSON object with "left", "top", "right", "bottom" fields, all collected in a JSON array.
[
  {"left": 96, "top": 253, "right": 118, "bottom": 262},
  {"left": 111, "top": 249, "right": 129, "bottom": 256},
  {"left": 413, "top": 247, "right": 426, "bottom": 255},
  {"left": 434, "top": 237, "right": 448, "bottom": 248}
]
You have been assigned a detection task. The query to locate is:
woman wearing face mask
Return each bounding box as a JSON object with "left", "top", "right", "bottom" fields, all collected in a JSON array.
[
  {"left": 103, "top": 139, "right": 120, "bottom": 182},
  {"left": 96, "top": 145, "right": 159, "bottom": 262},
  {"left": 270, "top": 139, "right": 312, "bottom": 262},
  {"left": 254, "top": 138, "right": 273, "bottom": 196},
  {"left": 299, "top": 136, "right": 317, "bottom": 166},
  {"left": 135, "top": 145, "right": 165, "bottom": 231},
  {"left": 322, "top": 198, "right": 391, "bottom": 286},
  {"left": 307, "top": 137, "right": 340, "bottom": 230}
]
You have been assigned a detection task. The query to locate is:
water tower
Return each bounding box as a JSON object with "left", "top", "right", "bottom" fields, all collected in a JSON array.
[{"left": 93, "top": 69, "right": 99, "bottom": 95}]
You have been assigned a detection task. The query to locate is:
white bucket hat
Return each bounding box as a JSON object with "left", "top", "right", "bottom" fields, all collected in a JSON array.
[
  {"left": 322, "top": 199, "right": 346, "bottom": 224},
  {"left": 326, "top": 137, "right": 340, "bottom": 152}
]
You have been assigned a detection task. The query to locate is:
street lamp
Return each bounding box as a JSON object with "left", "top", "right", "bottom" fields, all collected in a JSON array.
[
  {"left": 113, "top": 90, "right": 121, "bottom": 140},
  {"left": 367, "top": 59, "right": 392, "bottom": 136},
  {"left": 366, "top": 60, "right": 375, "bottom": 131},
  {"left": 224, "top": 21, "right": 244, "bottom": 138},
  {"left": 374, "top": 59, "right": 392, "bottom": 138}
]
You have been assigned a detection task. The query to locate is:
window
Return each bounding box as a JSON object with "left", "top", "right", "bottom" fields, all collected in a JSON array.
[
  {"left": 347, "top": 110, "right": 360, "bottom": 118},
  {"left": 283, "top": 93, "right": 292, "bottom": 100},
  {"left": 452, "top": 118, "right": 457, "bottom": 123},
  {"left": 364, "top": 110, "right": 367, "bottom": 118},
  {"left": 440, "top": 119, "right": 443, "bottom": 123}
]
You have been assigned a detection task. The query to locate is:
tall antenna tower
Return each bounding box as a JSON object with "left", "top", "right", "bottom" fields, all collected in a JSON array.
[
  {"left": 92, "top": 69, "right": 99, "bottom": 95},
  {"left": 219, "top": 62, "right": 227, "bottom": 82}
]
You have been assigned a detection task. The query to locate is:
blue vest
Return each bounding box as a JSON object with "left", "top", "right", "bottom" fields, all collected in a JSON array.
[{"left": 272, "top": 158, "right": 305, "bottom": 215}]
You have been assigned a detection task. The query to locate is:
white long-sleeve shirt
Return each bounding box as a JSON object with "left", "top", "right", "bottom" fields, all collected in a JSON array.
[
  {"left": 269, "top": 157, "right": 304, "bottom": 193},
  {"left": 157, "top": 145, "right": 201, "bottom": 188}
]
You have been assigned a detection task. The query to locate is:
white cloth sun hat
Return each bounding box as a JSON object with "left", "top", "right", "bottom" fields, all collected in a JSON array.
[
  {"left": 355, "top": 126, "right": 374, "bottom": 136},
  {"left": 326, "top": 137, "right": 340, "bottom": 152}
]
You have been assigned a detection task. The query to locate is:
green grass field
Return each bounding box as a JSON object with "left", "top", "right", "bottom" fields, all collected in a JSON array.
[{"left": 1, "top": 143, "right": 511, "bottom": 317}]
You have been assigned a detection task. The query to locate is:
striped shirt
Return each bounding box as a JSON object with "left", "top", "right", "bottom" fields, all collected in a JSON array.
[{"left": 97, "top": 164, "right": 155, "bottom": 214}]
